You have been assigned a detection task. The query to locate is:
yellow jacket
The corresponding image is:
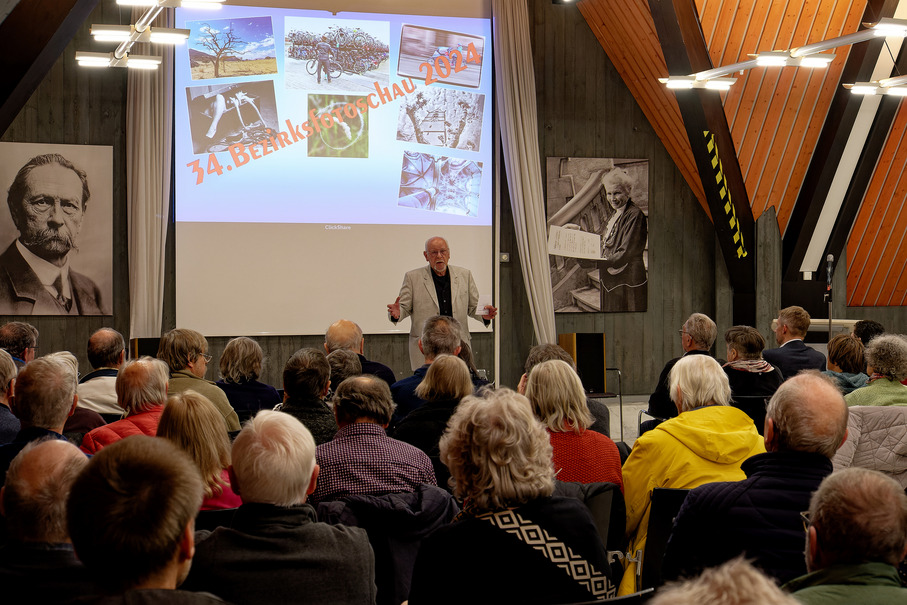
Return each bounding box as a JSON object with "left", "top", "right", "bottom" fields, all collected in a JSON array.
[{"left": 618, "top": 405, "right": 765, "bottom": 594}]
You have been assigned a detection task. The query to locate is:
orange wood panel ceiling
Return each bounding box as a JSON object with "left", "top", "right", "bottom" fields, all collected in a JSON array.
[
  {"left": 577, "top": 0, "right": 865, "bottom": 230},
  {"left": 847, "top": 100, "right": 907, "bottom": 306}
]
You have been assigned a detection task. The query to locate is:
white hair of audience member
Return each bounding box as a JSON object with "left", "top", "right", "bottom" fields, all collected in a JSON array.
[
  {"left": 865, "top": 334, "right": 907, "bottom": 382},
  {"left": 765, "top": 371, "right": 848, "bottom": 458},
  {"left": 3, "top": 439, "right": 88, "bottom": 543},
  {"left": 44, "top": 351, "right": 79, "bottom": 390},
  {"left": 669, "top": 354, "right": 731, "bottom": 412},
  {"left": 231, "top": 410, "right": 317, "bottom": 507},
  {"left": 650, "top": 557, "right": 799, "bottom": 605},
  {"left": 440, "top": 388, "right": 554, "bottom": 510},
  {"left": 525, "top": 359, "right": 593, "bottom": 433},
  {"left": 13, "top": 356, "right": 77, "bottom": 428},
  {"left": 115, "top": 357, "right": 170, "bottom": 416},
  {"left": 684, "top": 313, "right": 718, "bottom": 350}
]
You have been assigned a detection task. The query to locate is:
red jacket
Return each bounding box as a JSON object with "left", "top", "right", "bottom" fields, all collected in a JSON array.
[{"left": 80, "top": 406, "right": 164, "bottom": 454}]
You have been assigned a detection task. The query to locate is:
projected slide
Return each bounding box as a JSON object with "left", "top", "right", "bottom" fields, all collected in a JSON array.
[{"left": 173, "top": 6, "right": 493, "bottom": 227}]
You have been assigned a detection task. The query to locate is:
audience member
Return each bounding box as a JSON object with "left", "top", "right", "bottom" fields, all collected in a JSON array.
[
  {"left": 77, "top": 328, "right": 126, "bottom": 422},
  {"left": 0, "top": 321, "right": 37, "bottom": 369},
  {"left": 276, "top": 348, "right": 338, "bottom": 445},
  {"left": 844, "top": 334, "right": 907, "bottom": 406},
  {"left": 157, "top": 390, "right": 241, "bottom": 511},
  {"left": 646, "top": 313, "right": 718, "bottom": 429},
  {"left": 823, "top": 333, "right": 868, "bottom": 394},
  {"left": 0, "top": 350, "right": 19, "bottom": 443},
  {"left": 723, "top": 325, "right": 784, "bottom": 399},
  {"left": 390, "top": 315, "right": 462, "bottom": 427},
  {"left": 47, "top": 352, "right": 106, "bottom": 443},
  {"left": 310, "top": 375, "right": 435, "bottom": 504},
  {"left": 182, "top": 411, "right": 376, "bottom": 604},
  {"left": 652, "top": 558, "right": 799, "bottom": 605},
  {"left": 525, "top": 359, "right": 623, "bottom": 489},
  {"left": 157, "top": 328, "right": 240, "bottom": 431},
  {"left": 0, "top": 440, "right": 93, "bottom": 603},
  {"left": 80, "top": 357, "right": 169, "bottom": 455},
  {"left": 214, "top": 336, "right": 280, "bottom": 423},
  {"left": 393, "top": 354, "right": 474, "bottom": 489},
  {"left": 326, "top": 348, "right": 362, "bottom": 393},
  {"left": 852, "top": 319, "right": 885, "bottom": 346},
  {"left": 763, "top": 306, "right": 826, "bottom": 379},
  {"left": 782, "top": 468, "right": 907, "bottom": 603},
  {"left": 0, "top": 356, "right": 77, "bottom": 484},
  {"left": 325, "top": 319, "right": 395, "bottom": 386},
  {"left": 67, "top": 435, "right": 223, "bottom": 602},
  {"left": 457, "top": 340, "right": 489, "bottom": 389},
  {"left": 409, "top": 389, "right": 616, "bottom": 603},
  {"left": 518, "top": 343, "right": 610, "bottom": 437},
  {"left": 620, "top": 355, "right": 765, "bottom": 594},
  {"left": 664, "top": 372, "right": 848, "bottom": 583}
]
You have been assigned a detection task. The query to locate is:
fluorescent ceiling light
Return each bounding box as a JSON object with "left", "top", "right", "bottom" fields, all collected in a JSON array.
[
  {"left": 797, "top": 54, "right": 835, "bottom": 68},
  {"left": 847, "top": 83, "right": 879, "bottom": 95},
  {"left": 91, "top": 24, "right": 131, "bottom": 42},
  {"left": 756, "top": 51, "right": 790, "bottom": 67},
  {"left": 704, "top": 78, "right": 735, "bottom": 91},
  {"left": 181, "top": 0, "right": 225, "bottom": 8},
  {"left": 662, "top": 76, "right": 695, "bottom": 89},
  {"left": 126, "top": 54, "right": 163, "bottom": 69},
  {"left": 883, "top": 87, "right": 907, "bottom": 96},
  {"left": 76, "top": 51, "right": 112, "bottom": 67},
  {"left": 149, "top": 27, "right": 190, "bottom": 43},
  {"left": 870, "top": 18, "right": 907, "bottom": 37}
]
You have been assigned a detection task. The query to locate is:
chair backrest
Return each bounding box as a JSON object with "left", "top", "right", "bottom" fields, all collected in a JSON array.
[
  {"left": 640, "top": 488, "right": 690, "bottom": 590},
  {"left": 730, "top": 395, "right": 769, "bottom": 435}
]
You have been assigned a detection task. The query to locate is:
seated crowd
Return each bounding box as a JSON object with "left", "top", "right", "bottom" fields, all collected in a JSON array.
[{"left": 0, "top": 309, "right": 905, "bottom": 604}]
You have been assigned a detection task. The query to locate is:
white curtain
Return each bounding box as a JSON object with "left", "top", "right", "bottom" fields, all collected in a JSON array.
[
  {"left": 126, "top": 9, "right": 173, "bottom": 338},
  {"left": 492, "top": 0, "right": 556, "bottom": 344}
]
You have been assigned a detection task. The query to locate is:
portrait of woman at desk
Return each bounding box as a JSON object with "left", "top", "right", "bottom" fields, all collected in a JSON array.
[{"left": 597, "top": 168, "right": 648, "bottom": 312}]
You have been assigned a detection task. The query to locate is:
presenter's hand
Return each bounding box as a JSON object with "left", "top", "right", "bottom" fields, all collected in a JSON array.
[
  {"left": 482, "top": 305, "right": 497, "bottom": 320},
  {"left": 388, "top": 297, "right": 401, "bottom": 320}
]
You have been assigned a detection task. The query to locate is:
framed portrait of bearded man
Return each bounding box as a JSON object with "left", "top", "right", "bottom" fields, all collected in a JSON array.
[{"left": 0, "top": 142, "right": 113, "bottom": 316}]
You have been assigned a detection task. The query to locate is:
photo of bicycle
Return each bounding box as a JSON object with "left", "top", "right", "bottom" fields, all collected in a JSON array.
[{"left": 284, "top": 17, "right": 390, "bottom": 91}]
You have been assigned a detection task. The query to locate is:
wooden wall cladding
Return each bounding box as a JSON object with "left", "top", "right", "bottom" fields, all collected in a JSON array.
[
  {"left": 1, "top": 1, "right": 129, "bottom": 376},
  {"left": 518, "top": 0, "right": 725, "bottom": 394}
]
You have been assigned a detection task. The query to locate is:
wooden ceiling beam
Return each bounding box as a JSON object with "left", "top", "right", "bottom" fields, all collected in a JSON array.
[
  {"left": 0, "top": 0, "right": 99, "bottom": 137},
  {"left": 649, "top": 0, "right": 757, "bottom": 325}
]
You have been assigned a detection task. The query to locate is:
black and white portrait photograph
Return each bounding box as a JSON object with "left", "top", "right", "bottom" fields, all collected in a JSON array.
[
  {"left": 546, "top": 157, "right": 649, "bottom": 313},
  {"left": 398, "top": 151, "right": 482, "bottom": 217},
  {"left": 396, "top": 86, "right": 485, "bottom": 151},
  {"left": 0, "top": 142, "right": 113, "bottom": 316}
]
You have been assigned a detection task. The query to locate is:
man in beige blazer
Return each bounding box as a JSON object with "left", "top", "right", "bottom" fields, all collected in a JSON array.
[{"left": 388, "top": 236, "right": 496, "bottom": 371}]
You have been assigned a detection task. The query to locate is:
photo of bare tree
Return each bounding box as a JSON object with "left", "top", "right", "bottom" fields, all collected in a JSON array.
[
  {"left": 187, "top": 16, "right": 277, "bottom": 80},
  {"left": 396, "top": 87, "right": 484, "bottom": 151}
]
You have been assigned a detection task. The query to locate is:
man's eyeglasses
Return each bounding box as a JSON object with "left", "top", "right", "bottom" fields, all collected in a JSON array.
[
  {"left": 800, "top": 510, "right": 811, "bottom": 532},
  {"left": 200, "top": 354, "right": 212, "bottom": 363}
]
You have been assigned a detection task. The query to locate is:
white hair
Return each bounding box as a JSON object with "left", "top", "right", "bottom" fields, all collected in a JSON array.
[
  {"left": 669, "top": 355, "right": 731, "bottom": 412},
  {"left": 231, "top": 411, "right": 316, "bottom": 506}
]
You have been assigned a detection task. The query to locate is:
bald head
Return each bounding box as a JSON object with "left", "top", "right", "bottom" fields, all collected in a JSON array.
[
  {"left": 115, "top": 357, "right": 169, "bottom": 416},
  {"left": 324, "top": 319, "right": 363, "bottom": 354},
  {"left": 87, "top": 328, "right": 125, "bottom": 369},
  {"left": 765, "top": 371, "right": 848, "bottom": 458},
  {"left": 2, "top": 439, "right": 88, "bottom": 542}
]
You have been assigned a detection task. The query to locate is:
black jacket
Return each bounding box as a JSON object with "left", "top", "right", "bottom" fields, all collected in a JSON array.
[{"left": 663, "top": 450, "right": 833, "bottom": 583}]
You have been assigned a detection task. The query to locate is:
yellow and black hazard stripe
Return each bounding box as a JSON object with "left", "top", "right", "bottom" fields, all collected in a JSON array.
[{"left": 704, "top": 131, "right": 747, "bottom": 259}]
